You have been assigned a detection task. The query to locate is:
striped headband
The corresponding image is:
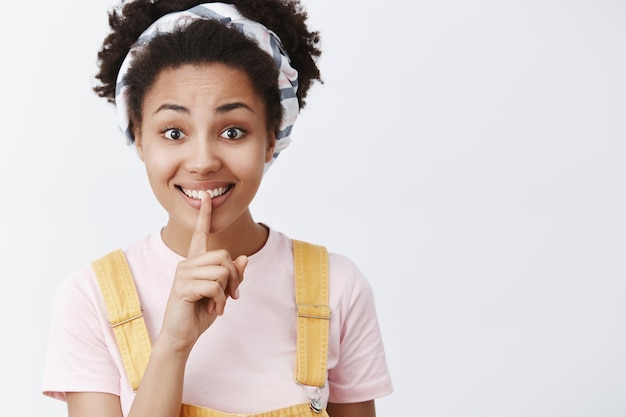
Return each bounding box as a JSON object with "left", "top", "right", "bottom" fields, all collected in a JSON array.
[{"left": 115, "top": 2, "right": 299, "bottom": 171}]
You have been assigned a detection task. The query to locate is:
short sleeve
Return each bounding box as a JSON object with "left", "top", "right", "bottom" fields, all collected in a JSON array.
[
  {"left": 42, "top": 269, "right": 122, "bottom": 401},
  {"left": 326, "top": 256, "right": 393, "bottom": 403}
]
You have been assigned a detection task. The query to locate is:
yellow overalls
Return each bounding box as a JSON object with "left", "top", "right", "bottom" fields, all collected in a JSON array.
[{"left": 92, "top": 240, "right": 331, "bottom": 417}]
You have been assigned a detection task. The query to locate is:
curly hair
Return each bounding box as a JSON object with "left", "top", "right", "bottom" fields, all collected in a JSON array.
[{"left": 93, "top": 0, "right": 322, "bottom": 141}]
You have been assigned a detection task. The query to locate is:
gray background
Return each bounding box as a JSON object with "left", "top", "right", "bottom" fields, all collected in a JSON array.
[{"left": 1, "top": 0, "right": 625, "bottom": 415}]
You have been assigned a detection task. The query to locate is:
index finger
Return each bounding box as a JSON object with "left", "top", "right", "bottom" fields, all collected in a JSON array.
[{"left": 187, "top": 191, "right": 212, "bottom": 257}]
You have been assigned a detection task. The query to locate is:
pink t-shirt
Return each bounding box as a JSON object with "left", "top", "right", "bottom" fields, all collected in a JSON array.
[{"left": 42, "top": 228, "right": 392, "bottom": 415}]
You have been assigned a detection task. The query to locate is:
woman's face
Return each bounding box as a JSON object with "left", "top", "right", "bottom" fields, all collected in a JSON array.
[{"left": 135, "top": 63, "right": 275, "bottom": 250}]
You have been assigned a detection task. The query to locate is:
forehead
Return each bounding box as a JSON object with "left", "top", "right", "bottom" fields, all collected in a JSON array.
[{"left": 143, "top": 63, "right": 264, "bottom": 111}]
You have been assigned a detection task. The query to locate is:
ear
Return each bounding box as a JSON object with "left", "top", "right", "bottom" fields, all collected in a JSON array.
[
  {"left": 134, "top": 129, "right": 145, "bottom": 161},
  {"left": 265, "top": 130, "right": 276, "bottom": 163}
]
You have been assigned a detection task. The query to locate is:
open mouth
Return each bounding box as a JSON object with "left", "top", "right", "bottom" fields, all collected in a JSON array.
[{"left": 178, "top": 184, "right": 234, "bottom": 200}]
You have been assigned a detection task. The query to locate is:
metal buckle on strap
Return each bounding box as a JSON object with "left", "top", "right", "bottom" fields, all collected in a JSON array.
[
  {"left": 297, "top": 384, "right": 324, "bottom": 414},
  {"left": 110, "top": 311, "right": 144, "bottom": 328}
]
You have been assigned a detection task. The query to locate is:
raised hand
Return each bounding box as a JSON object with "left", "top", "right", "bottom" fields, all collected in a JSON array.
[{"left": 159, "top": 191, "right": 247, "bottom": 353}]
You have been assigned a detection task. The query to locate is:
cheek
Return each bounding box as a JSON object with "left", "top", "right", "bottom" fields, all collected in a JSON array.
[
  {"left": 143, "top": 147, "right": 179, "bottom": 183},
  {"left": 231, "top": 140, "right": 271, "bottom": 171},
  {"left": 231, "top": 153, "right": 265, "bottom": 180}
]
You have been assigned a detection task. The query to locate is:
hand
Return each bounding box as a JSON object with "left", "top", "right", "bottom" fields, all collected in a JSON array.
[{"left": 159, "top": 191, "right": 247, "bottom": 352}]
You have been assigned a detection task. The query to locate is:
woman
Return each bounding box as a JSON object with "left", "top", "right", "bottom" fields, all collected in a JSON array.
[{"left": 42, "top": 1, "right": 393, "bottom": 416}]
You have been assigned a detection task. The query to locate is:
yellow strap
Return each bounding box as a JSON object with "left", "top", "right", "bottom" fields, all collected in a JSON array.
[
  {"left": 92, "top": 249, "right": 151, "bottom": 391},
  {"left": 292, "top": 240, "right": 330, "bottom": 388},
  {"left": 92, "top": 240, "right": 330, "bottom": 403},
  {"left": 181, "top": 401, "right": 328, "bottom": 417}
]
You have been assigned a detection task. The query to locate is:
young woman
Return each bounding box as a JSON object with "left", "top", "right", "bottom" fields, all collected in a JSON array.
[{"left": 42, "top": 1, "right": 393, "bottom": 416}]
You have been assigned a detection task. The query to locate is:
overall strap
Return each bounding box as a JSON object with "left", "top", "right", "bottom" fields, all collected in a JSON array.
[
  {"left": 92, "top": 249, "right": 151, "bottom": 391},
  {"left": 91, "top": 241, "right": 331, "bottom": 398},
  {"left": 292, "top": 240, "right": 331, "bottom": 388}
]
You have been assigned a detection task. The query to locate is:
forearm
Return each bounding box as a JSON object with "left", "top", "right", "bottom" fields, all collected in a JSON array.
[
  {"left": 128, "top": 339, "right": 191, "bottom": 417},
  {"left": 327, "top": 400, "right": 377, "bottom": 417}
]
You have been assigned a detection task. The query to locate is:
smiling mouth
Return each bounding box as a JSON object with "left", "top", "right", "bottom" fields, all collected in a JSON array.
[{"left": 178, "top": 185, "right": 234, "bottom": 200}]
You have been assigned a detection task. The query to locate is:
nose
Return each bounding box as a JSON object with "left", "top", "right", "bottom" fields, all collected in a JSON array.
[{"left": 184, "top": 136, "right": 221, "bottom": 175}]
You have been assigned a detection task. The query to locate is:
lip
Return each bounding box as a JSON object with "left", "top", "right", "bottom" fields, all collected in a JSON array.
[{"left": 176, "top": 182, "right": 234, "bottom": 210}]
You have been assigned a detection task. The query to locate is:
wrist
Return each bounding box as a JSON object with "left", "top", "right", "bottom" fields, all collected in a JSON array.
[{"left": 152, "top": 334, "right": 195, "bottom": 360}]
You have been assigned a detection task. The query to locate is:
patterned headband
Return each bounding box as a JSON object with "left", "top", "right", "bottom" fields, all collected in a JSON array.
[{"left": 115, "top": 2, "right": 299, "bottom": 171}]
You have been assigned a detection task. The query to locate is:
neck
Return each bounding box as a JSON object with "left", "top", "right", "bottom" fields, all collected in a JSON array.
[{"left": 161, "top": 211, "right": 270, "bottom": 258}]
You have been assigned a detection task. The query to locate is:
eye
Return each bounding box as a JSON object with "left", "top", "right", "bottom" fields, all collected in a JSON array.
[
  {"left": 220, "top": 127, "right": 245, "bottom": 140},
  {"left": 163, "top": 128, "right": 186, "bottom": 141}
]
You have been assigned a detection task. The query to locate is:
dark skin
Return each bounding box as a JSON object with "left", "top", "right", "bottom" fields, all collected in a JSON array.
[
  {"left": 65, "top": 63, "right": 379, "bottom": 417},
  {"left": 327, "top": 400, "right": 377, "bottom": 417}
]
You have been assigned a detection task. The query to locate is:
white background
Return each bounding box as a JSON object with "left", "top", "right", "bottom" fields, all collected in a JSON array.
[{"left": 1, "top": 0, "right": 625, "bottom": 416}]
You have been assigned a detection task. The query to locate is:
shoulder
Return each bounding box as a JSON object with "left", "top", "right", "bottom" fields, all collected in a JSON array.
[
  {"left": 53, "top": 233, "right": 160, "bottom": 308},
  {"left": 53, "top": 259, "right": 103, "bottom": 310},
  {"left": 326, "top": 251, "right": 379, "bottom": 322},
  {"left": 276, "top": 230, "right": 374, "bottom": 302},
  {"left": 272, "top": 228, "right": 369, "bottom": 282}
]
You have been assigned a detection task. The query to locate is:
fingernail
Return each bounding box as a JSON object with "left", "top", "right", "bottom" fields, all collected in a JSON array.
[{"left": 235, "top": 287, "right": 240, "bottom": 299}]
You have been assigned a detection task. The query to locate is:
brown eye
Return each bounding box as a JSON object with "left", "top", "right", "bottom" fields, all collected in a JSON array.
[
  {"left": 221, "top": 127, "right": 245, "bottom": 140},
  {"left": 164, "top": 128, "right": 186, "bottom": 141}
]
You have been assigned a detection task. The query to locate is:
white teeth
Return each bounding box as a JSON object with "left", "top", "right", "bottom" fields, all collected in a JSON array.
[{"left": 182, "top": 186, "right": 229, "bottom": 200}]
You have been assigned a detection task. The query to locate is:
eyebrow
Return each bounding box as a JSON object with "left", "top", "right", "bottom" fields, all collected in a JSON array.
[
  {"left": 153, "top": 102, "right": 254, "bottom": 115},
  {"left": 153, "top": 103, "right": 189, "bottom": 115},
  {"left": 215, "top": 102, "right": 255, "bottom": 114}
]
